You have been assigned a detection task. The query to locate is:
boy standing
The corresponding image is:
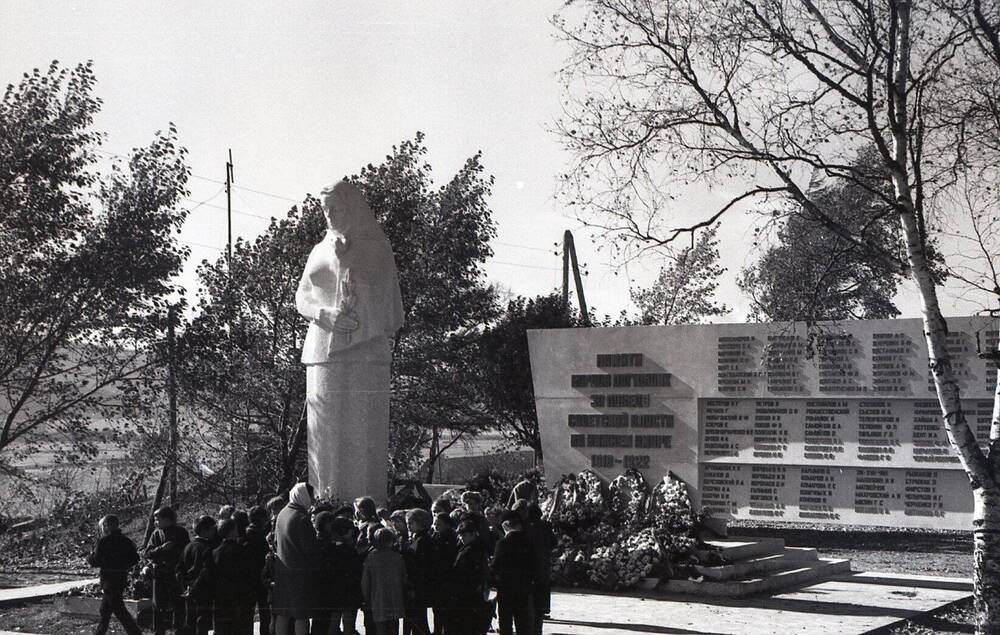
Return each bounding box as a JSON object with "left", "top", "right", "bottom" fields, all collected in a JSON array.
[
  {"left": 213, "top": 518, "right": 249, "bottom": 635},
  {"left": 89, "top": 515, "right": 142, "bottom": 635},
  {"left": 244, "top": 505, "right": 272, "bottom": 635},
  {"left": 145, "top": 505, "right": 189, "bottom": 635},
  {"left": 491, "top": 511, "right": 535, "bottom": 635},
  {"left": 177, "top": 515, "right": 217, "bottom": 635}
]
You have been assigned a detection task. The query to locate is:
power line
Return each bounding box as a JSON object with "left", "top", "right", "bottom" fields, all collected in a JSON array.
[
  {"left": 181, "top": 239, "right": 224, "bottom": 251},
  {"left": 488, "top": 259, "right": 561, "bottom": 271},
  {"left": 96, "top": 148, "right": 568, "bottom": 264},
  {"left": 495, "top": 240, "right": 554, "bottom": 253},
  {"left": 94, "top": 147, "right": 301, "bottom": 203}
]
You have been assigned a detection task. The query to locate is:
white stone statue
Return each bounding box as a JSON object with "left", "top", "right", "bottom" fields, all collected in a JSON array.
[{"left": 296, "top": 179, "right": 404, "bottom": 502}]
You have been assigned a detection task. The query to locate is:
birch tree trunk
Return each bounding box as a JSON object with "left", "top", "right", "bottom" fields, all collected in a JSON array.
[{"left": 888, "top": 3, "right": 999, "bottom": 631}]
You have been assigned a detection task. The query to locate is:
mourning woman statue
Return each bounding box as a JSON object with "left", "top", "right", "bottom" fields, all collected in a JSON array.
[{"left": 296, "top": 180, "right": 404, "bottom": 501}]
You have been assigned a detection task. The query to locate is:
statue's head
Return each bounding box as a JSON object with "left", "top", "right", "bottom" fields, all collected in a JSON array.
[{"left": 320, "top": 179, "right": 372, "bottom": 236}]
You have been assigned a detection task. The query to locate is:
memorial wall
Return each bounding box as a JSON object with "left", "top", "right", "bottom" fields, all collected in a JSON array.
[{"left": 527, "top": 317, "right": 998, "bottom": 529}]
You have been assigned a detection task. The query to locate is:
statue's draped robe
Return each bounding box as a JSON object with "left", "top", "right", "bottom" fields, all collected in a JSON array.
[{"left": 296, "top": 182, "right": 404, "bottom": 501}]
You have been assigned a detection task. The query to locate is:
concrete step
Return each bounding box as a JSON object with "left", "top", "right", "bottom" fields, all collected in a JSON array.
[
  {"left": 694, "top": 547, "right": 820, "bottom": 581},
  {"left": 665, "top": 557, "right": 852, "bottom": 598},
  {"left": 702, "top": 536, "right": 786, "bottom": 561}
]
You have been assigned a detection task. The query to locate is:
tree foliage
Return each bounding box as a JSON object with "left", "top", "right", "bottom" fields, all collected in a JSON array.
[
  {"left": 631, "top": 224, "right": 728, "bottom": 325},
  {"left": 739, "top": 148, "right": 906, "bottom": 323},
  {"left": 0, "top": 61, "right": 189, "bottom": 472},
  {"left": 478, "top": 293, "right": 584, "bottom": 460},
  {"left": 174, "top": 200, "right": 322, "bottom": 499},
  {"left": 356, "top": 134, "right": 499, "bottom": 477}
]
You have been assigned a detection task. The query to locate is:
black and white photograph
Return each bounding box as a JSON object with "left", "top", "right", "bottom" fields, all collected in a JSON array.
[{"left": 1, "top": 2, "right": 999, "bottom": 634}]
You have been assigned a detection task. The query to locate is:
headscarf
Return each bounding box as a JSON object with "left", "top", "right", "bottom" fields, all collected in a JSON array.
[
  {"left": 302, "top": 179, "right": 404, "bottom": 358},
  {"left": 288, "top": 482, "right": 312, "bottom": 510},
  {"left": 507, "top": 479, "right": 538, "bottom": 509}
]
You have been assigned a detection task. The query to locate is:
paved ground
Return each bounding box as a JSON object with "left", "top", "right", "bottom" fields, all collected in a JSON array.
[
  {"left": 0, "top": 578, "right": 96, "bottom": 607},
  {"left": 544, "top": 573, "right": 971, "bottom": 635},
  {"left": 0, "top": 573, "right": 971, "bottom": 634}
]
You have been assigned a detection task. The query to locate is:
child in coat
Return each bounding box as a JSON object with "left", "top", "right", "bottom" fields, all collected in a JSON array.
[
  {"left": 89, "top": 515, "right": 142, "bottom": 635},
  {"left": 362, "top": 528, "right": 407, "bottom": 635},
  {"left": 177, "top": 515, "right": 218, "bottom": 635}
]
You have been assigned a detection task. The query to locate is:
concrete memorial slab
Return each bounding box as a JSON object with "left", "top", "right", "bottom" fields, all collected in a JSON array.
[
  {"left": 528, "top": 316, "right": 998, "bottom": 529},
  {"left": 543, "top": 574, "right": 971, "bottom": 634},
  {"left": 296, "top": 180, "right": 404, "bottom": 501}
]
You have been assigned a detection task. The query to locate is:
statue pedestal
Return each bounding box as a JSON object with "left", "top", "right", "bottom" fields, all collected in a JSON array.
[{"left": 305, "top": 336, "right": 391, "bottom": 502}]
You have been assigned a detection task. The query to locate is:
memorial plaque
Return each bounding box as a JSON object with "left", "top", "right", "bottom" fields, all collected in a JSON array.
[{"left": 528, "top": 316, "right": 997, "bottom": 529}]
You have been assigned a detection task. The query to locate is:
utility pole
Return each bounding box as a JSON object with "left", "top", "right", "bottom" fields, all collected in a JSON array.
[
  {"left": 167, "top": 305, "right": 178, "bottom": 505},
  {"left": 225, "top": 149, "right": 234, "bottom": 270},
  {"left": 562, "top": 230, "right": 591, "bottom": 326},
  {"left": 224, "top": 149, "right": 238, "bottom": 500}
]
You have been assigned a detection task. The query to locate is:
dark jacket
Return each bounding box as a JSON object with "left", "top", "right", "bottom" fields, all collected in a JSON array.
[
  {"left": 450, "top": 538, "right": 487, "bottom": 607},
  {"left": 404, "top": 529, "right": 434, "bottom": 608},
  {"left": 177, "top": 536, "right": 216, "bottom": 600},
  {"left": 243, "top": 523, "right": 270, "bottom": 585},
  {"left": 430, "top": 530, "right": 458, "bottom": 604},
  {"left": 272, "top": 503, "right": 320, "bottom": 618},
  {"left": 491, "top": 529, "right": 534, "bottom": 599},
  {"left": 528, "top": 518, "right": 555, "bottom": 585},
  {"left": 146, "top": 524, "right": 189, "bottom": 582},
  {"left": 213, "top": 537, "right": 250, "bottom": 602},
  {"left": 89, "top": 529, "right": 140, "bottom": 591},
  {"left": 330, "top": 539, "right": 363, "bottom": 609}
]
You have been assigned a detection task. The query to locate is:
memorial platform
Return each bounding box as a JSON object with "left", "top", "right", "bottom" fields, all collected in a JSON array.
[{"left": 663, "top": 536, "right": 851, "bottom": 597}]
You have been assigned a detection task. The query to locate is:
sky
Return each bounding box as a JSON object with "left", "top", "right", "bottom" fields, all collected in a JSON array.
[{"left": 1, "top": 2, "right": 991, "bottom": 322}]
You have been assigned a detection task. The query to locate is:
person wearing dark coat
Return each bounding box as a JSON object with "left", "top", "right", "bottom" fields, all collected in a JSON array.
[
  {"left": 527, "top": 503, "right": 554, "bottom": 634},
  {"left": 214, "top": 519, "right": 251, "bottom": 635},
  {"left": 312, "top": 511, "right": 338, "bottom": 635},
  {"left": 403, "top": 509, "right": 434, "bottom": 635},
  {"left": 491, "top": 511, "right": 535, "bottom": 635},
  {"left": 325, "top": 516, "right": 363, "bottom": 635},
  {"left": 89, "top": 515, "right": 143, "bottom": 635},
  {"left": 272, "top": 482, "right": 320, "bottom": 635},
  {"left": 430, "top": 512, "right": 457, "bottom": 635},
  {"left": 145, "top": 505, "right": 190, "bottom": 635},
  {"left": 244, "top": 506, "right": 272, "bottom": 635},
  {"left": 446, "top": 520, "right": 488, "bottom": 635},
  {"left": 177, "top": 515, "right": 218, "bottom": 635},
  {"left": 362, "top": 528, "right": 408, "bottom": 635}
]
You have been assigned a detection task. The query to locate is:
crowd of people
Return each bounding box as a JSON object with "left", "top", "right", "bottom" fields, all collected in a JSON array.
[{"left": 88, "top": 479, "right": 554, "bottom": 635}]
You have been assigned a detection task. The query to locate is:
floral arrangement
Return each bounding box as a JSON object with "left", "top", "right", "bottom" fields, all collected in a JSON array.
[{"left": 548, "top": 469, "right": 717, "bottom": 591}]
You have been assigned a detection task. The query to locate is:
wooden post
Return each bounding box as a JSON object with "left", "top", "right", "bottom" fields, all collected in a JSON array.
[{"left": 167, "top": 305, "right": 178, "bottom": 505}]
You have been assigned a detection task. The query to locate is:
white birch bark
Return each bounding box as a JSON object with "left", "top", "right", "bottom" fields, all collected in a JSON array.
[{"left": 888, "top": 3, "right": 999, "bottom": 632}]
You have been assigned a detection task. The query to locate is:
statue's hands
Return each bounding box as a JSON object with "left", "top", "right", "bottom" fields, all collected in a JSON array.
[
  {"left": 316, "top": 306, "right": 359, "bottom": 333},
  {"left": 316, "top": 306, "right": 340, "bottom": 332},
  {"left": 333, "top": 312, "right": 359, "bottom": 333}
]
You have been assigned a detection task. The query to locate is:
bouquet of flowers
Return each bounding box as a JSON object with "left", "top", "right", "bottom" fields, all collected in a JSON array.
[
  {"left": 551, "top": 472, "right": 609, "bottom": 531},
  {"left": 574, "top": 470, "right": 609, "bottom": 508},
  {"left": 609, "top": 468, "right": 650, "bottom": 524},
  {"left": 586, "top": 528, "right": 661, "bottom": 590},
  {"left": 647, "top": 473, "right": 695, "bottom": 535},
  {"left": 617, "top": 528, "right": 661, "bottom": 588}
]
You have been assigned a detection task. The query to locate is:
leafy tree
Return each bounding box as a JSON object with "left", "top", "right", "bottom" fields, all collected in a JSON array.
[
  {"left": 356, "top": 134, "right": 499, "bottom": 479},
  {"left": 554, "top": 1, "right": 1000, "bottom": 628},
  {"left": 739, "top": 148, "right": 905, "bottom": 323},
  {"left": 631, "top": 224, "right": 729, "bottom": 325},
  {"left": 478, "top": 293, "right": 584, "bottom": 462},
  {"left": 0, "top": 61, "right": 189, "bottom": 474},
  {"left": 174, "top": 201, "right": 322, "bottom": 499}
]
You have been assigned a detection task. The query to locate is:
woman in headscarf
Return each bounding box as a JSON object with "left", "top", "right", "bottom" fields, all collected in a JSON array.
[
  {"left": 272, "top": 482, "right": 320, "bottom": 635},
  {"left": 296, "top": 179, "right": 405, "bottom": 502}
]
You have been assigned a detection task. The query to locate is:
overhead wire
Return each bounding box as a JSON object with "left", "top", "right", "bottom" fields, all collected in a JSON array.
[{"left": 96, "top": 147, "right": 569, "bottom": 272}]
